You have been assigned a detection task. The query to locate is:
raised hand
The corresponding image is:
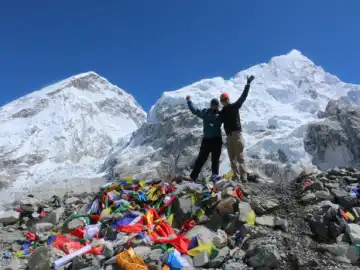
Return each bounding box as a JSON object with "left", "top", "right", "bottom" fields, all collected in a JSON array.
[{"left": 247, "top": 75, "right": 255, "bottom": 84}]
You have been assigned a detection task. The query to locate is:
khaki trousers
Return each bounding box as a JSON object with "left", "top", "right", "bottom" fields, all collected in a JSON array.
[{"left": 227, "top": 131, "right": 247, "bottom": 181}]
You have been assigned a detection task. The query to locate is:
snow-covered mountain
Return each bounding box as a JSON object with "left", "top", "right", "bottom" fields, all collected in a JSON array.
[
  {"left": 1, "top": 50, "right": 360, "bottom": 206},
  {"left": 102, "top": 50, "right": 360, "bottom": 181},
  {"left": 0, "top": 72, "right": 146, "bottom": 204}
]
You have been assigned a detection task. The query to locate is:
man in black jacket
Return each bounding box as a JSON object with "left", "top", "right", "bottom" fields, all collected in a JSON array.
[{"left": 219, "top": 75, "right": 255, "bottom": 182}]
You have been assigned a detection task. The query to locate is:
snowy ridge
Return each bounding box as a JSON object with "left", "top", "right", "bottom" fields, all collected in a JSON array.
[
  {"left": 107, "top": 50, "right": 360, "bottom": 180},
  {"left": 0, "top": 72, "right": 146, "bottom": 205}
]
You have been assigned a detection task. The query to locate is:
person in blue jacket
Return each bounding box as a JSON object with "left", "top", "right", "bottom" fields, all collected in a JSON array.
[{"left": 186, "top": 95, "right": 222, "bottom": 181}]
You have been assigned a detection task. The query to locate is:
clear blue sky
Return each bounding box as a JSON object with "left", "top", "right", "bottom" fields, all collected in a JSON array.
[{"left": 1, "top": 1, "right": 359, "bottom": 111}]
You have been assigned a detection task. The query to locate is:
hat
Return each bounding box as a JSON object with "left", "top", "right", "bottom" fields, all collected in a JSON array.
[
  {"left": 210, "top": 98, "right": 219, "bottom": 106},
  {"left": 220, "top": 93, "right": 229, "bottom": 100}
]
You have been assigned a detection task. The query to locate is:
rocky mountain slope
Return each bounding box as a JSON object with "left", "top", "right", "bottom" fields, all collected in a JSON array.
[
  {"left": 0, "top": 72, "right": 146, "bottom": 205},
  {"left": 305, "top": 100, "right": 360, "bottom": 170},
  {"left": 101, "top": 50, "right": 360, "bottom": 181}
]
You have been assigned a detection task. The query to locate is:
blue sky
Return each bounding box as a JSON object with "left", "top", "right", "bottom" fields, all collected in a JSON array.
[{"left": 1, "top": 1, "right": 359, "bottom": 111}]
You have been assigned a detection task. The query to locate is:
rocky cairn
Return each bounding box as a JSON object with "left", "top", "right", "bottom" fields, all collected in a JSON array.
[{"left": 1, "top": 168, "right": 360, "bottom": 269}]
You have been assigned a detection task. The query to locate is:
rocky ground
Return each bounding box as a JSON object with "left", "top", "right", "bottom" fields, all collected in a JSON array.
[{"left": 1, "top": 167, "right": 360, "bottom": 270}]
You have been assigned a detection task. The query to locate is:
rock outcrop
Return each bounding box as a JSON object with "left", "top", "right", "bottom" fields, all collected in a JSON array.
[{"left": 305, "top": 100, "right": 360, "bottom": 170}]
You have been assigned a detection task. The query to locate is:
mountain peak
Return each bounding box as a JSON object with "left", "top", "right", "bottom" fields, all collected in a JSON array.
[{"left": 286, "top": 49, "right": 303, "bottom": 57}]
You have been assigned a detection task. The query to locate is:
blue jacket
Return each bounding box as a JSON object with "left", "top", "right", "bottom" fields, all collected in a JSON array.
[{"left": 187, "top": 100, "right": 222, "bottom": 138}]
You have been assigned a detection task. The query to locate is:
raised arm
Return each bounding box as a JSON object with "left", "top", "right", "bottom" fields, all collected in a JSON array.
[
  {"left": 186, "top": 96, "right": 204, "bottom": 119},
  {"left": 234, "top": 75, "right": 255, "bottom": 109}
]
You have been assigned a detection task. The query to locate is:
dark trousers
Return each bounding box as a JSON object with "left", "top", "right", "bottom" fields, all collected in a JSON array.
[{"left": 190, "top": 137, "right": 223, "bottom": 180}]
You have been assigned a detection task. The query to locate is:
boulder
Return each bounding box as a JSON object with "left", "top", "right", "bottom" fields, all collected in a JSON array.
[
  {"left": 147, "top": 249, "right": 163, "bottom": 263},
  {"left": 300, "top": 193, "right": 316, "bottom": 204},
  {"left": 246, "top": 245, "right": 281, "bottom": 267},
  {"left": 275, "top": 218, "right": 288, "bottom": 232},
  {"left": 213, "top": 229, "right": 227, "bottom": 248},
  {"left": 237, "top": 202, "right": 253, "bottom": 223},
  {"left": 133, "top": 246, "right": 151, "bottom": 259},
  {"left": 208, "top": 246, "right": 230, "bottom": 268},
  {"left": 223, "top": 262, "right": 248, "bottom": 270},
  {"left": 102, "top": 241, "right": 114, "bottom": 259},
  {"left": 255, "top": 215, "right": 275, "bottom": 227},
  {"left": 27, "top": 247, "right": 54, "bottom": 270},
  {"left": 193, "top": 251, "right": 209, "bottom": 267},
  {"left": 309, "top": 181, "right": 324, "bottom": 191},
  {"left": 346, "top": 223, "right": 360, "bottom": 244},
  {"left": 250, "top": 198, "right": 279, "bottom": 215},
  {"left": 320, "top": 243, "right": 359, "bottom": 264},
  {"left": 65, "top": 197, "right": 80, "bottom": 205},
  {"left": 0, "top": 210, "right": 20, "bottom": 225},
  {"left": 20, "top": 197, "right": 39, "bottom": 212},
  {"left": 45, "top": 207, "right": 65, "bottom": 225},
  {"left": 31, "top": 222, "right": 54, "bottom": 233},
  {"left": 216, "top": 197, "right": 236, "bottom": 214},
  {"left": 64, "top": 218, "right": 86, "bottom": 232},
  {"left": 184, "top": 225, "right": 216, "bottom": 242},
  {"left": 332, "top": 189, "right": 358, "bottom": 209},
  {"left": 315, "top": 190, "right": 335, "bottom": 201},
  {"left": 307, "top": 215, "right": 329, "bottom": 241}
]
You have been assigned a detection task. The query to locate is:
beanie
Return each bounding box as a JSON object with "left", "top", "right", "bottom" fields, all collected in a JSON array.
[
  {"left": 220, "top": 93, "right": 229, "bottom": 100},
  {"left": 210, "top": 98, "right": 219, "bottom": 106}
]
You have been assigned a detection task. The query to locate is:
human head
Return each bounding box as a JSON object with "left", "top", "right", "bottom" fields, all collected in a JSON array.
[
  {"left": 210, "top": 98, "right": 219, "bottom": 111},
  {"left": 220, "top": 93, "right": 230, "bottom": 106}
]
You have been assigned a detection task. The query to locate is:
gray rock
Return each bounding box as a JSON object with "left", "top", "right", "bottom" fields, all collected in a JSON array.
[
  {"left": 147, "top": 248, "right": 163, "bottom": 262},
  {"left": 304, "top": 100, "right": 360, "bottom": 171},
  {"left": 172, "top": 196, "right": 199, "bottom": 228},
  {"left": 20, "top": 197, "right": 39, "bottom": 212},
  {"left": 64, "top": 218, "right": 85, "bottom": 232},
  {"left": 320, "top": 243, "right": 359, "bottom": 264},
  {"left": 72, "top": 254, "right": 100, "bottom": 270},
  {"left": 308, "top": 215, "right": 329, "bottom": 241},
  {"left": 208, "top": 246, "right": 230, "bottom": 268},
  {"left": 31, "top": 222, "right": 54, "bottom": 233},
  {"left": 309, "top": 181, "right": 324, "bottom": 191},
  {"left": 346, "top": 223, "right": 360, "bottom": 244},
  {"left": 223, "top": 262, "right": 248, "bottom": 270},
  {"left": 275, "top": 218, "right": 288, "bottom": 232},
  {"left": 336, "top": 233, "right": 350, "bottom": 244},
  {"left": 193, "top": 251, "right": 209, "bottom": 267},
  {"left": 76, "top": 267, "right": 100, "bottom": 270},
  {"left": 103, "top": 241, "right": 114, "bottom": 259},
  {"left": 184, "top": 225, "right": 216, "bottom": 242},
  {"left": 216, "top": 197, "right": 236, "bottom": 214},
  {"left": 300, "top": 193, "right": 316, "bottom": 204},
  {"left": 213, "top": 229, "right": 227, "bottom": 248},
  {"left": 255, "top": 215, "right": 275, "bottom": 227},
  {"left": 329, "top": 221, "right": 345, "bottom": 239},
  {"left": 0, "top": 210, "right": 20, "bottom": 225},
  {"left": 27, "top": 247, "right": 54, "bottom": 270},
  {"left": 46, "top": 207, "right": 65, "bottom": 225},
  {"left": 246, "top": 245, "right": 280, "bottom": 267},
  {"left": 325, "top": 182, "right": 340, "bottom": 190},
  {"left": 315, "top": 190, "right": 335, "bottom": 201},
  {"left": 237, "top": 202, "right": 253, "bottom": 223},
  {"left": 133, "top": 246, "right": 151, "bottom": 259},
  {"left": 65, "top": 197, "right": 80, "bottom": 205},
  {"left": 332, "top": 189, "right": 358, "bottom": 209},
  {"left": 250, "top": 198, "right": 279, "bottom": 215}
]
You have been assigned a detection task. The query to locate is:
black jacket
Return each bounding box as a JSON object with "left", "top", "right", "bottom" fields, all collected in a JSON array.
[{"left": 220, "top": 83, "right": 250, "bottom": 135}]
